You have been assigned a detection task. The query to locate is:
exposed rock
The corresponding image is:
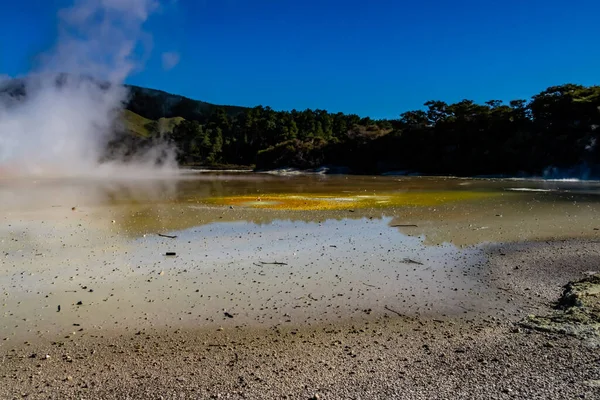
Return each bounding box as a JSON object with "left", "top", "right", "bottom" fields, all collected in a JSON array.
[{"left": 520, "top": 274, "right": 600, "bottom": 341}]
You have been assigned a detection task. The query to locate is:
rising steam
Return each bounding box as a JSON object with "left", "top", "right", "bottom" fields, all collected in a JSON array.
[{"left": 0, "top": 0, "right": 178, "bottom": 178}]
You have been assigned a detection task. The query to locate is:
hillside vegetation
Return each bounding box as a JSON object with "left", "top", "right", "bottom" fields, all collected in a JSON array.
[
  {"left": 122, "top": 83, "right": 600, "bottom": 177},
  {"left": 3, "top": 76, "right": 600, "bottom": 176},
  {"left": 119, "top": 110, "right": 186, "bottom": 138}
]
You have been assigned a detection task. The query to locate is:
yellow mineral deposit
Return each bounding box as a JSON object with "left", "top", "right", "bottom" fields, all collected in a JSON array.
[{"left": 204, "top": 191, "right": 498, "bottom": 211}]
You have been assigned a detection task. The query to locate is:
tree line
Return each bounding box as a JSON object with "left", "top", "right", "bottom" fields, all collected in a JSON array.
[{"left": 132, "top": 84, "right": 600, "bottom": 176}]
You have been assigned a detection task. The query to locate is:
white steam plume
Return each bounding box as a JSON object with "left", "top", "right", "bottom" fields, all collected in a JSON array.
[
  {"left": 161, "top": 51, "right": 181, "bottom": 71},
  {"left": 0, "top": 0, "right": 178, "bottom": 178}
]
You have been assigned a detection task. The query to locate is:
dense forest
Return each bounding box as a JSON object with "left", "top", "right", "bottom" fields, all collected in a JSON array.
[
  {"left": 125, "top": 83, "right": 600, "bottom": 177},
  {"left": 2, "top": 77, "right": 600, "bottom": 176}
]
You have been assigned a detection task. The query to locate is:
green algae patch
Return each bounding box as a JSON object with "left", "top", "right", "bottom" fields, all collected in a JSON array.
[
  {"left": 204, "top": 191, "right": 497, "bottom": 211},
  {"left": 521, "top": 274, "right": 600, "bottom": 340}
]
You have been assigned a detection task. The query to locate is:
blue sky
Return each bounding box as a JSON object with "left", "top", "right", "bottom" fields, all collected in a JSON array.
[{"left": 1, "top": 0, "right": 599, "bottom": 118}]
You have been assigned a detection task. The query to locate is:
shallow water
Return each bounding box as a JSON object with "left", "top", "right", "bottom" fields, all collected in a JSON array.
[
  {"left": 2, "top": 172, "right": 600, "bottom": 245},
  {"left": 2, "top": 173, "right": 600, "bottom": 341}
]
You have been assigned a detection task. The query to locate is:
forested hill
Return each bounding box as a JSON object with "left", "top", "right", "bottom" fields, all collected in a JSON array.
[
  {"left": 125, "top": 85, "right": 248, "bottom": 120},
  {"left": 126, "top": 83, "right": 600, "bottom": 177},
  {"left": 3, "top": 76, "right": 600, "bottom": 176}
]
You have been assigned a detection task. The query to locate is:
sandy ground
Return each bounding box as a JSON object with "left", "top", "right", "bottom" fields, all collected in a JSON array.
[{"left": 2, "top": 189, "right": 600, "bottom": 398}]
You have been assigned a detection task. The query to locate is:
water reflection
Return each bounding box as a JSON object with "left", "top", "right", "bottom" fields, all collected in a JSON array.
[{"left": 2, "top": 173, "right": 600, "bottom": 245}]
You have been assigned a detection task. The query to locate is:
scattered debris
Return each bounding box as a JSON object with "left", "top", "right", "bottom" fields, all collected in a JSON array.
[
  {"left": 401, "top": 258, "right": 424, "bottom": 265},
  {"left": 362, "top": 282, "right": 379, "bottom": 289},
  {"left": 259, "top": 261, "right": 288, "bottom": 266},
  {"left": 227, "top": 352, "right": 239, "bottom": 367},
  {"left": 384, "top": 305, "right": 404, "bottom": 317}
]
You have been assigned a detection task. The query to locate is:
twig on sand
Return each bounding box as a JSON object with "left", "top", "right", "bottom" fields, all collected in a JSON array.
[
  {"left": 259, "top": 261, "right": 288, "bottom": 266},
  {"left": 401, "top": 258, "right": 424, "bottom": 265},
  {"left": 362, "top": 282, "right": 380, "bottom": 288},
  {"left": 384, "top": 305, "right": 404, "bottom": 317},
  {"left": 456, "top": 304, "right": 473, "bottom": 312},
  {"left": 158, "top": 233, "right": 178, "bottom": 239},
  {"left": 391, "top": 224, "right": 418, "bottom": 227}
]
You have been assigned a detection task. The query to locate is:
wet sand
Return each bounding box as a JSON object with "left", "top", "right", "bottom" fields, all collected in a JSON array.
[
  {"left": 1, "top": 216, "right": 505, "bottom": 342},
  {"left": 1, "top": 240, "right": 599, "bottom": 399},
  {"left": 1, "top": 175, "right": 600, "bottom": 399}
]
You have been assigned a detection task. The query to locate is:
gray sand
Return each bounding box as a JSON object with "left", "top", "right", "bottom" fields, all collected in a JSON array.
[
  {"left": 2, "top": 177, "right": 600, "bottom": 399},
  {"left": 2, "top": 222, "right": 600, "bottom": 398}
]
